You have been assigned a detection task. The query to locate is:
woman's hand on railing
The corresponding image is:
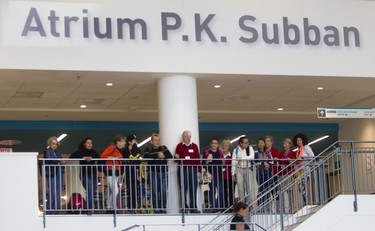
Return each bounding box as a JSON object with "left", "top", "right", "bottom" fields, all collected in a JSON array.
[{"left": 83, "top": 156, "right": 92, "bottom": 162}]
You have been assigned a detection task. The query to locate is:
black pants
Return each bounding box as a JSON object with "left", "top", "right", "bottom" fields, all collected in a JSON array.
[
  {"left": 125, "top": 166, "right": 139, "bottom": 209},
  {"left": 223, "top": 179, "right": 235, "bottom": 208}
]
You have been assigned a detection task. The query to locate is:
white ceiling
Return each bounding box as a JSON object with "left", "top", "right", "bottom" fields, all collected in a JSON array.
[{"left": 0, "top": 69, "right": 374, "bottom": 123}]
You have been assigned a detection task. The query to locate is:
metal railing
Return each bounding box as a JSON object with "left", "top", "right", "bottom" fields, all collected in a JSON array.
[
  {"left": 39, "top": 158, "right": 240, "bottom": 227},
  {"left": 39, "top": 156, "right": 285, "bottom": 227},
  {"left": 39, "top": 141, "right": 375, "bottom": 229},
  {"left": 206, "top": 141, "right": 375, "bottom": 231}
]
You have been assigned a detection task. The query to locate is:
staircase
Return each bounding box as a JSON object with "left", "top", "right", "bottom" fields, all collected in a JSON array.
[{"left": 205, "top": 141, "right": 375, "bottom": 231}]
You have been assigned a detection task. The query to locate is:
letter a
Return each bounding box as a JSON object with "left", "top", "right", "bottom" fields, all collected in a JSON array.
[{"left": 22, "top": 8, "right": 46, "bottom": 37}]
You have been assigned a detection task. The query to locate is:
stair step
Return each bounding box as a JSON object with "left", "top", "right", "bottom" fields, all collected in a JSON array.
[{"left": 284, "top": 221, "right": 303, "bottom": 231}]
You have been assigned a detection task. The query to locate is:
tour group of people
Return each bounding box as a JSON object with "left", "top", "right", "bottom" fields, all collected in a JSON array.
[{"left": 42, "top": 131, "right": 314, "bottom": 216}]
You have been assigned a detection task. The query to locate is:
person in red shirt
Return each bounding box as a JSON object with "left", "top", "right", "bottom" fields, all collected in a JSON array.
[
  {"left": 277, "top": 138, "right": 297, "bottom": 213},
  {"left": 220, "top": 139, "right": 235, "bottom": 210},
  {"left": 174, "top": 130, "right": 202, "bottom": 213}
]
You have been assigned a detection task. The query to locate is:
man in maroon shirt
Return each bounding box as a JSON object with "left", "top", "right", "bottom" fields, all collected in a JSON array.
[{"left": 175, "top": 130, "right": 202, "bottom": 213}]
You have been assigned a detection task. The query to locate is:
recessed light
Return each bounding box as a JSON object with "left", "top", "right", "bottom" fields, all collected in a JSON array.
[
  {"left": 317, "top": 87, "right": 324, "bottom": 90},
  {"left": 214, "top": 85, "right": 221, "bottom": 88},
  {"left": 277, "top": 108, "right": 284, "bottom": 111},
  {"left": 80, "top": 105, "right": 87, "bottom": 109},
  {"left": 106, "top": 83, "right": 113, "bottom": 87}
]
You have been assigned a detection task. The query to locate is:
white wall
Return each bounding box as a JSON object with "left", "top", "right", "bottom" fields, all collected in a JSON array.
[
  {"left": 339, "top": 119, "right": 375, "bottom": 142},
  {"left": 0, "top": 153, "right": 40, "bottom": 231},
  {"left": 38, "top": 214, "right": 228, "bottom": 231},
  {"left": 0, "top": 152, "right": 227, "bottom": 231},
  {"left": 294, "top": 195, "right": 375, "bottom": 231}
]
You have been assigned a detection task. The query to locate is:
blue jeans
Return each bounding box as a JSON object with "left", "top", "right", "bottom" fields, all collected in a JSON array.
[
  {"left": 47, "top": 167, "right": 63, "bottom": 212},
  {"left": 150, "top": 170, "right": 168, "bottom": 209},
  {"left": 81, "top": 174, "right": 98, "bottom": 209},
  {"left": 209, "top": 173, "right": 224, "bottom": 208}
]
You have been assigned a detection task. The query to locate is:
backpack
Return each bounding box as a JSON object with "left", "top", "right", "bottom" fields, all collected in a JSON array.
[{"left": 68, "top": 193, "right": 86, "bottom": 213}]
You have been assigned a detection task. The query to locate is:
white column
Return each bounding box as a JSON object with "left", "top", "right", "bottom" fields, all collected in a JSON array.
[
  {"left": 158, "top": 75, "right": 200, "bottom": 148},
  {"left": 158, "top": 75, "right": 200, "bottom": 213}
]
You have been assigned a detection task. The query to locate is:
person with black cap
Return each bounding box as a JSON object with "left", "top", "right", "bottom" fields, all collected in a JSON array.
[{"left": 122, "top": 134, "right": 142, "bottom": 212}]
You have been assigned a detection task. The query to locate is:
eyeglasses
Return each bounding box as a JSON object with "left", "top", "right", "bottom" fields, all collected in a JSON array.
[{"left": 51, "top": 142, "right": 58, "bottom": 145}]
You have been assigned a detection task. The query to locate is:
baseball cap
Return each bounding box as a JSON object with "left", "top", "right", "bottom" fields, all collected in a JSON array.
[{"left": 127, "top": 134, "right": 137, "bottom": 142}]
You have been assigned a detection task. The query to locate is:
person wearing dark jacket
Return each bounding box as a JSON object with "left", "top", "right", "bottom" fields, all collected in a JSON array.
[
  {"left": 122, "top": 134, "right": 142, "bottom": 211},
  {"left": 70, "top": 138, "right": 101, "bottom": 211},
  {"left": 230, "top": 201, "right": 250, "bottom": 230},
  {"left": 43, "top": 136, "right": 65, "bottom": 214},
  {"left": 143, "top": 133, "right": 173, "bottom": 213}
]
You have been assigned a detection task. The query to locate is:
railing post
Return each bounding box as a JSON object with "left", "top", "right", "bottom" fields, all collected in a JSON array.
[
  {"left": 180, "top": 161, "right": 185, "bottom": 224},
  {"left": 112, "top": 160, "right": 117, "bottom": 227},
  {"left": 350, "top": 142, "right": 358, "bottom": 212},
  {"left": 42, "top": 160, "right": 46, "bottom": 228},
  {"left": 279, "top": 190, "right": 284, "bottom": 231}
]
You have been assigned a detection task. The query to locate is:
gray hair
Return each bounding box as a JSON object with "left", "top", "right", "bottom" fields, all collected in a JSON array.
[
  {"left": 283, "top": 138, "right": 293, "bottom": 146},
  {"left": 47, "top": 136, "right": 58, "bottom": 146},
  {"left": 265, "top": 135, "right": 274, "bottom": 143},
  {"left": 182, "top": 130, "right": 192, "bottom": 137}
]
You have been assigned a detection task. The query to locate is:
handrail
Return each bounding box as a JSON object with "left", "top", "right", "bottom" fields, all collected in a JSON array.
[
  {"left": 38, "top": 141, "right": 375, "bottom": 230},
  {"left": 207, "top": 141, "right": 375, "bottom": 231},
  {"left": 121, "top": 224, "right": 140, "bottom": 231}
]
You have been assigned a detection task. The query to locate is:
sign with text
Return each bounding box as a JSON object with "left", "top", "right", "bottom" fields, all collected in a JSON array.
[
  {"left": 317, "top": 108, "right": 375, "bottom": 119},
  {"left": 1, "top": 0, "right": 375, "bottom": 77}
]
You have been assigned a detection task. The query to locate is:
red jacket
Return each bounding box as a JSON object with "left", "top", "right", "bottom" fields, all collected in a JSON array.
[
  {"left": 100, "top": 144, "right": 123, "bottom": 171},
  {"left": 277, "top": 149, "right": 297, "bottom": 176},
  {"left": 268, "top": 147, "right": 279, "bottom": 175},
  {"left": 222, "top": 152, "right": 232, "bottom": 180}
]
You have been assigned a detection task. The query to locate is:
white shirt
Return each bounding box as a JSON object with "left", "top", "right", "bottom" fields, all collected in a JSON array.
[
  {"left": 231, "top": 145, "right": 255, "bottom": 175},
  {"left": 302, "top": 145, "right": 315, "bottom": 158}
]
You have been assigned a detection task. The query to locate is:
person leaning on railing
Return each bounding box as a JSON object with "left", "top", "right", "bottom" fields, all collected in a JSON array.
[
  {"left": 277, "top": 138, "right": 297, "bottom": 213},
  {"left": 231, "top": 136, "right": 257, "bottom": 204},
  {"left": 69, "top": 137, "right": 101, "bottom": 213},
  {"left": 254, "top": 138, "right": 274, "bottom": 212},
  {"left": 122, "top": 134, "right": 142, "bottom": 212},
  {"left": 220, "top": 139, "right": 235, "bottom": 210},
  {"left": 100, "top": 135, "right": 125, "bottom": 211},
  {"left": 43, "top": 136, "right": 65, "bottom": 214},
  {"left": 293, "top": 133, "right": 315, "bottom": 204},
  {"left": 174, "top": 130, "right": 202, "bottom": 213},
  {"left": 204, "top": 137, "right": 224, "bottom": 212},
  {"left": 143, "top": 133, "right": 173, "bottom": 214}
]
